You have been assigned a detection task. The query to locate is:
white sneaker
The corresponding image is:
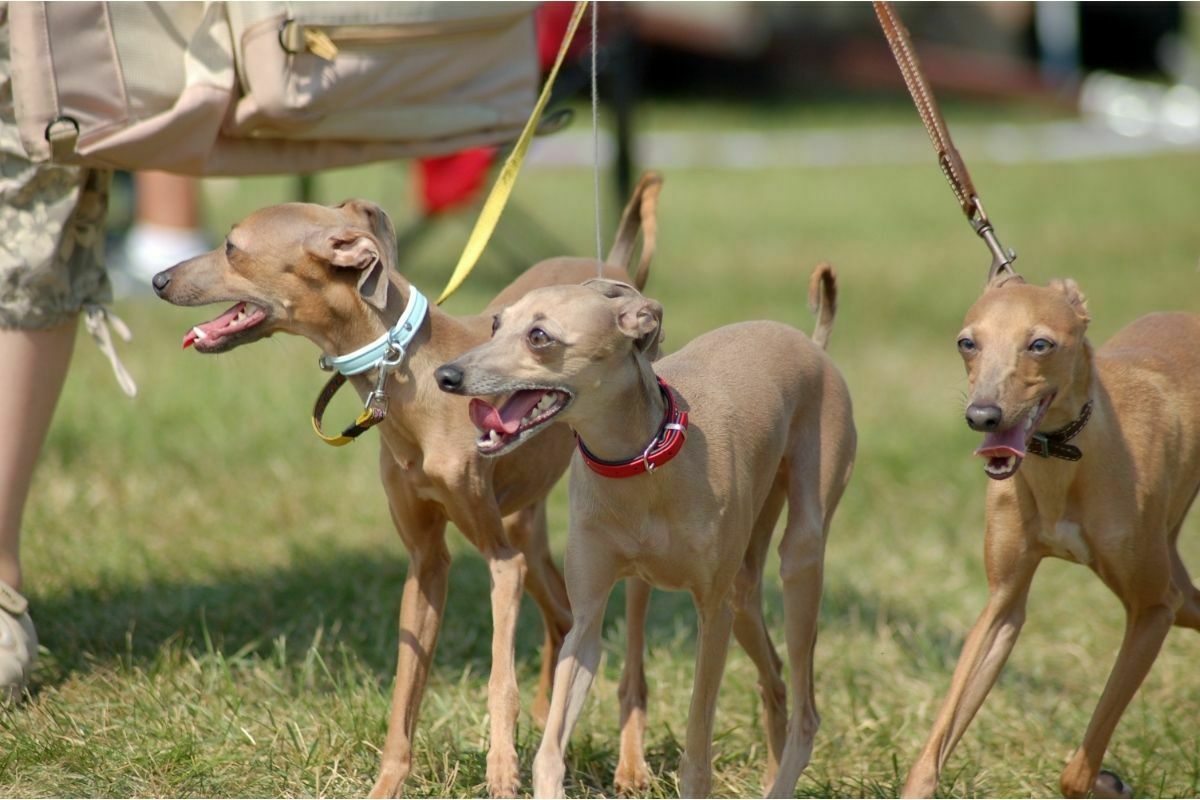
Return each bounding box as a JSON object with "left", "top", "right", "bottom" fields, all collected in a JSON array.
[{"left": 0, "top": 579, "right": 37, "bottom": 703}]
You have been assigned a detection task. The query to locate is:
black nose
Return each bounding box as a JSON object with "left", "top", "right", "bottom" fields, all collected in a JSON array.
[
  {"left": 965, "top": 403, "right": 1003, "bottom": 431},
  {"left": 151, "top": 270, "right": 171, "bottom": 296},
  {"left": 435, "top": 364, "right": 464, "bottom": 393}
]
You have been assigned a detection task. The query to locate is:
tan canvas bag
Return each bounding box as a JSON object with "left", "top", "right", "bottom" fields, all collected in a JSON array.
[{"left": 8, "top": 1, "right": 538, "bottom": 175}]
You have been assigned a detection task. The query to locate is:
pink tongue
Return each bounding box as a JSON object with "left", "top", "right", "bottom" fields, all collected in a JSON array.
[
  {"left": 976, "top": 423, "right": 1028, "bottom": 458},
  {"left": 182, "top": 302, "right": 244, "bottom": 349},
  {"left": 469, "top": 390, "right": 546, "bottom": 435}
]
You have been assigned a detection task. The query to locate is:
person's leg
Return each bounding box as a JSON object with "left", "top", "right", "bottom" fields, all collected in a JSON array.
[{"left": 0, "top": 321, "right": 77, "bottom": 591}]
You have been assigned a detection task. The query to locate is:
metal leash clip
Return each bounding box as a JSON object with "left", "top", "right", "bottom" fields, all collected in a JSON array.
[
  {"left": 969, "top": 196, "right": 1018, "bottom": 281},
  {"left": 365, "top": 344, "right": 405, "bottom": 417}
]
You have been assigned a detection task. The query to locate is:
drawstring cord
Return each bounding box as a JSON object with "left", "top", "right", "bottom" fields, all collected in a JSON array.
[{"left": 82, "top": 304, "right": 137, "bottom": 397}]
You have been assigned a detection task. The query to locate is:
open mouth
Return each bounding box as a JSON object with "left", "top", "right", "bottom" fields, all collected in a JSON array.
[
  {"left": 181, "top": 301, "right": 269, "bottom": 352},
  {"left": 974, "top": 393, "right": 1055, "bottom": 480},
  {"left": 468, "top": 388, "right": 572, "bottom": 455}
]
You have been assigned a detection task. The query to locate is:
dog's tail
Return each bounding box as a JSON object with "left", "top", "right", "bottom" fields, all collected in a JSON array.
[
  {"left": 606, "top": 171, "right": 663, "bottom": 290},
  {"left": 808, "top": 262, "right": 837, "bottom": 350}
]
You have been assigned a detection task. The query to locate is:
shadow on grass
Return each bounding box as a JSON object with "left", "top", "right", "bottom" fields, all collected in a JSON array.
[{"left": 28, "top": 543, "right": 1065, "bottom": 699}]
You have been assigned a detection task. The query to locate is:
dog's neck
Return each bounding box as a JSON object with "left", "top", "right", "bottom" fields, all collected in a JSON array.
[
  {"left": 570, "top": 356, "right": 666, "bottom": 463},
  {"left": 1042, "top": 339, "right": 1094, "bottom": 432}
]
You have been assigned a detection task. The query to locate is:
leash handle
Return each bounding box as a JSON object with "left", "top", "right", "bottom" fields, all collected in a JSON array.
[
  {"left": 873, "top": 1, "right": 1016, "bottom": 281},
  {"left": 435, "top": 1, "right": 590, "bottom": 305}
]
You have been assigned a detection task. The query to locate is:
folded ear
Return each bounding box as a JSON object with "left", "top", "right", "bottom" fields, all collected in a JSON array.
[
  {"left": 306, "top": 228, "right": 389, "bottom": 310},
  {"left": 1049, "top": 278, "right": 1090, "bottom": 323}
]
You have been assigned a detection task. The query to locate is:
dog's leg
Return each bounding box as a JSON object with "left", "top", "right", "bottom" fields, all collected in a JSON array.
[
  {"left": 504, "top": 503, "right": 572, "bottom": 727},
  {"left": 483, "top": 545, "right": 528, "bottom": 798},
  {"left": 769, "top": 485, "right": 826, "bottom": 799},
  {"left": 371, "top": 457, "right": 451, "bottom": 799},
  {"left": 614, "top": 577, "right": 652, "bottom": 796},
  {"left": 533, "top": 544, "right": 618, "bottom": 798},
  {"left": 1058, "top": 545, "right": 1178, "bottom": 799},
  {"left": 1168, "top": 528, "right": 1200, "bottom": 630},
  {"left": 732, "top": 477, "right": 788, "bottom": 792},
  {"left": 901, "top": 519, "right": 1041, "bottom": 799},
  {"left": 677, "top": 594, "right": 735, "bottom": 798}
]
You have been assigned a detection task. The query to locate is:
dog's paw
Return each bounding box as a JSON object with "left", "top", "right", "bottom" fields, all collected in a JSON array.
[
  {"left": 613, "top": 757, "right": 650, "bottom": 796},
  {"left": 1093, "top": 769, "right": 1133, "bottom": 799},
  {"left": 368, "top": 767, "right": 407, "bottom": 799},
  {"left": 486, "top": 751, "right": 521, "bottom": 798}
]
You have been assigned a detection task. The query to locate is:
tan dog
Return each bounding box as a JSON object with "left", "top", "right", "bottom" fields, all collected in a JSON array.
[
  {"left": 435, "top": 266, "right": 856, "bottom": 797},
  {"left": 904, "top": 273, "right": 1200, "bottom": 798},
  {"left": 151, "top": 174, "right": 663, "bottom": 798}
]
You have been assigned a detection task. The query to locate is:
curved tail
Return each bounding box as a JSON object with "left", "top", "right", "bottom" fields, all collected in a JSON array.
[
  {"left": 606, "top": 171, "right": 663, "bottom": 290},
  {"left": 808, "top": 262, "right": 837, "bottom": 350}
]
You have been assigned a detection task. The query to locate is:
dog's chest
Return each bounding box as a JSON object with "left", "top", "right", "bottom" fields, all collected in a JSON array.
[{"left": 1039, "top": 519, "right": 1093, "bottom": 565}]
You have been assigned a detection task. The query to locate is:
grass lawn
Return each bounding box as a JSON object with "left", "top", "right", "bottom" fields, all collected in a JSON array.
[{"left": 3, "top": 114, "right": 1200, "bottom": 797}]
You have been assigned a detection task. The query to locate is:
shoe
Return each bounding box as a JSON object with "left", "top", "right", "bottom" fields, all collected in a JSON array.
[{"left": 0, "top": 579, "right": 37, "bottom": 703}]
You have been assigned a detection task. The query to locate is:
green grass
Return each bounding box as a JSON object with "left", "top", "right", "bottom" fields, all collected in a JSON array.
[{"left": 3, "top": 120, "right": 1200, "bottom": 797}]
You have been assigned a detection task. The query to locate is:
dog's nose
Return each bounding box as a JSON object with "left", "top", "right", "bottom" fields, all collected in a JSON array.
[
  {"left": 151, "top": 270, "right": 171, "bottom": 296},
  {"left": 435, "top": 364, "right": 464, "bottom": 393},
  {"left": 965, "top": 403, "right": 1003, "bottom": 431}
]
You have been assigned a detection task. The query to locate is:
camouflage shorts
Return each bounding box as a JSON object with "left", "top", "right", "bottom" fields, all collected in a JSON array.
[{"left": 0, "top": 6, "right": 112, "bottom": 331}]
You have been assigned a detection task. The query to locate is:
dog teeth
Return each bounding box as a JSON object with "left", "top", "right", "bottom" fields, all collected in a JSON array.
[
  {"left": 192, "top": 326, "right": 207, "bottom": 340},
  {"left": 487, "top": 429, "right": 501, "bottom": 444},
  {"left": 536, "top": 394, "right": 555, "bottom": 413}
]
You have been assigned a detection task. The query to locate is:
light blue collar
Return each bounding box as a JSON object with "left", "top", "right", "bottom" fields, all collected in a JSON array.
[{"left": 319, "top": 287, "right": 429, "bottom": 376}]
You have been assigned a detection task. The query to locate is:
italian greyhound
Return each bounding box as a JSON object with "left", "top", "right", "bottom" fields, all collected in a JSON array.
[
  {"left": 904, "top": 272, "right": 1200, "bottom": 798},
  {"left": 151, "top": 173, "right": 664, "bottom": 797},
  {"left": 436, "top": 265, "right": 856, "bottom": 797}
]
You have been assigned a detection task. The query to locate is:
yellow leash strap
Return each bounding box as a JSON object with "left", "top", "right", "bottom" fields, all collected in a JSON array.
[
  {"left": 311, "top": 372, "right": 387, "bottom": 447},
  {"left": 435, "top": 1, "right": 589, "bottom": 305}
]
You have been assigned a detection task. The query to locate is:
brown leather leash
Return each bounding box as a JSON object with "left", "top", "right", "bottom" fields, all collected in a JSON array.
[{"left": 873, "top": 1, "right": 1017, "bottom": 282}]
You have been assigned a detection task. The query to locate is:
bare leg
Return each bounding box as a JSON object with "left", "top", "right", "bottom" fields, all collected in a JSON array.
[
  {"left": 0, "top": 321, "right": 77, "bottom": 591},
  {"left": 614, "top": 577, "right": 651, "bottom": 795}
]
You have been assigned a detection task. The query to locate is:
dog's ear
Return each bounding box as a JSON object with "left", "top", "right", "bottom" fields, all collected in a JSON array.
[
  {"left": 306, "top": 228, "right": 389, "bottom": 310},
  {"left": 1049, "top": 278, "right": 1090, "bottom": 323},
  {"left": 582, "top": 279, "right": 664, "bottom": 359}
]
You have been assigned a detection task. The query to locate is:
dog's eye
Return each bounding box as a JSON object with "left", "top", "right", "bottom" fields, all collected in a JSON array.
[
  {"left": 957, "top": 337, "right": 977, "bottom": 354},
  {"left": 225, "top": 240, "right": 236, "bottom": 259},
  {"left": 491, "top": 315, "right": 500, "bottom": 337},
  {"left": 527, "top": 327, "right": 554, "bottom": 349},
  {"left": 1028, "top": 338, "right": 1055, "bottom": 354}
]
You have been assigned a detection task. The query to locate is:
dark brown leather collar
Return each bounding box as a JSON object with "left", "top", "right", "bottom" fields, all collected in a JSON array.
[{"left": 1027, "top": 401, "right": 1092, "bottom": 461}]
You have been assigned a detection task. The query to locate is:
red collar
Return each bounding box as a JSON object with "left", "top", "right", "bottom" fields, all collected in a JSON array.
[{"left": 576, "top": 377, "right": 689, "bottom": 478}]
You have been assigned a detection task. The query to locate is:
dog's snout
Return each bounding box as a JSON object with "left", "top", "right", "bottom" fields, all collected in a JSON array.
[
  {"left": 435, "top": 363, "right": 464, "bottom": 393},
  {"left": 151, "top": 269, "right": 172, "bottom": 296},
  {"left": 965, "top": 403, "right": 1003, "bottom": 432}
]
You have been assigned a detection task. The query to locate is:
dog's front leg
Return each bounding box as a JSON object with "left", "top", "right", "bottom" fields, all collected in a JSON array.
[
  {"left": 371, "top": 457, "right": 451, "bottom": 798},
  {"left": 614, "top": 577, "right": 652, "bottom": 795},
  {"left": 533, "top": 541, "right": 618, "bottom": 798},
  {"left": 1058, "top": 546, "right": 1178, "bottom": 799},
  {"left": 677, "top": 595, "right": 734, "bottom": 799},
  {"left": 902, "top": 519, "right": 1042, "bottom": 799}
]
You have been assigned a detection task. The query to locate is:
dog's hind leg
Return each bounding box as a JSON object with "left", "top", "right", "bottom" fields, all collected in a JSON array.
[
  {"left": 614, "top": 577, "right": 652, "bottom": 796},
  {"left": 371, "top": 455, "right": 452, "bottom": 799},
  {"left": 504, "top": 502, "right": 572, "bottom": 727},
  {"left": 732, "top": 473, "right": 788, "bottom": 792},
  {"left": 1168, "top": 522, "right": 1200, "bottom": 630}
]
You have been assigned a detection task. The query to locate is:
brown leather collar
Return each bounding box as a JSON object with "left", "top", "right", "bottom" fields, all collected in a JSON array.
[{"left": 1028, "top": 401, "right": 1092, "bottom": 461}]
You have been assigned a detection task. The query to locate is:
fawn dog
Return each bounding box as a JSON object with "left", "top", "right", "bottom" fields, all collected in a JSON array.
[
  {"left": 436, "top": 265, "right": 856, "bottom": 797},
  {"left": 904, "top": 272, "right": 1200, "bottom": 798},
  {"left": 151, "top": 174, "right": 663, "bottom": 797}
]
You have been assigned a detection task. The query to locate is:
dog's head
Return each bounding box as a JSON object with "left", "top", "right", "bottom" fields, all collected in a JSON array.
[
  {"left": 434, "top": 279, "right": 664, "bottom": 456},
  {"left": 957, "top": 273, "right": 1091, "bottom": 480},
  {"left": 151, "top": 199, "right": 397, "bottom": 353}
]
